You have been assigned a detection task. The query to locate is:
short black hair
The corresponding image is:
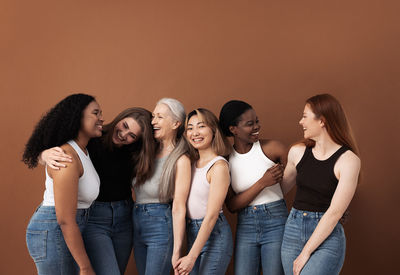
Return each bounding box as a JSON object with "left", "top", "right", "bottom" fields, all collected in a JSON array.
[
  {"left": 22, "top": 93, "right": 95, "bottom": 168},
  {"left": 219, "top": 100, "right": 252, "bottom": 137}
]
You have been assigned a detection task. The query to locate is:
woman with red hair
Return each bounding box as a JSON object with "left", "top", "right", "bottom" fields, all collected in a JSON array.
[{"left": 281, "top": 94, "right": 361, "bottom": 275}]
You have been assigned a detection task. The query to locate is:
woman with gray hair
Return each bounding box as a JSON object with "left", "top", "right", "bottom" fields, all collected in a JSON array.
[{"left": 132, "top": 98, "right": 191, "bottom": 275}]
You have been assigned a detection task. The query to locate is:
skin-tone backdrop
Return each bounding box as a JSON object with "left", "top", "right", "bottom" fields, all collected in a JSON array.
[{"left": 1, "top": 1, "right": 399, "bottom": 274}]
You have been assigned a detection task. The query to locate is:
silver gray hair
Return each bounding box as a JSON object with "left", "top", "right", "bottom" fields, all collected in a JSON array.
[
  {"left": 156, "top": 98, "right": 189, "bottom": 202},
  {"left": 156, "top": 98, "right": 186, "bottom": 133}
]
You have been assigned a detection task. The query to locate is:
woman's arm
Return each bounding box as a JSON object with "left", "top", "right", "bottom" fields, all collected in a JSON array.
[
  {"left": 280, "top": 144, "right": 305, "bottom": 195},
  {"left": 225, "top": 140, "right": 286, "bottom": 212},
  {"left": 39, "top": 147, "right": 72, "bottom": 169},
  {"left": 293, "top": 151, "right": 361, "bottom": 275},
  {"left": 175, "top": 160, "right": 230, "bottom": 274},
  {"left": 171, "top": 155, "right": 191, "bottom": 274},
  {"left": 49, "top": 145, "right": 94, "bottom": 275}
]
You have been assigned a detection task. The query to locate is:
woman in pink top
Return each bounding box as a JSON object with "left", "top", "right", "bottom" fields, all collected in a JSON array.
[{"left": 174, "top": 108, "right": 232, "bottom": 275}]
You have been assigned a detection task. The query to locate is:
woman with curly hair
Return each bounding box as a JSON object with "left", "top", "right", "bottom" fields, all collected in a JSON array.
[
  {"left": 174, "top": 108, "right": 233, "bottom": 275},
  {"left": 219, "top": 100, "right": 287, "bottom": 275},
  {"left": 23, "top": 93, "right": 103, "bottom": 275},
  {"left": 39, "top": 107, "right": 157, "bottom": 275},
  {"left": 280, "top": 94, "right": 361, "bottom": 275}
]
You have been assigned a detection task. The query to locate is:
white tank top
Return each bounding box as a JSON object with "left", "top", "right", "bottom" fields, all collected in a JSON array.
[
  {"left": 42, "top": 140, "right": 100, "bottom": 209},
  {"left": 229, "top": 141, "right": 283, "bottom": 206},
  {"left": 186, "top": 156, "right": 227, "bottom": 219}
]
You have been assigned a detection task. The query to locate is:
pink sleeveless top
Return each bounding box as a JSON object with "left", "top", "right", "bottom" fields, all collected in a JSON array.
[{"left": 186, "top": 156, "right": 228, "bottom": 219}]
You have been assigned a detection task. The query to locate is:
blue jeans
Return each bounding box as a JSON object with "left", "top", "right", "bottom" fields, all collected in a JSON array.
[
  {"left": 281, "top": 208, "right": 346, "bottom": 275},
  {"left": 83, "top": 199, "right": 133, "bottom": 275},
  {"left": 235, "top": 199, "right": 288, "bottom": 275},
  {"left": 133, "top": 203, "right": 173, "bottom": 275},
  {"left": 187, "top": 213, "right": 233, "bottom": 275},
  {"left": 26, "top": 205, "right": 90, "bottom": 275}
]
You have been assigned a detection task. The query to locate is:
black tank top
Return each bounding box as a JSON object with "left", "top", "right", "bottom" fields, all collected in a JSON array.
[{"left": 293, "top": 146, "right": 349, "bottom": 212}]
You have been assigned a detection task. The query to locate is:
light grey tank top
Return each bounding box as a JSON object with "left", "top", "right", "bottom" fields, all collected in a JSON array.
[{"left": 133, "top": 156, "right": 167, "bottom": 204}]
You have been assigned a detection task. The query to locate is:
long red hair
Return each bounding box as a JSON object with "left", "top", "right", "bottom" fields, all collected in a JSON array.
[{"left": 304, "top": 94, "right": 359, "bottom": 157}]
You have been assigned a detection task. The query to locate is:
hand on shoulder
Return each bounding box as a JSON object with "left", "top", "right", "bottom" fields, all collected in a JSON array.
[
  {"left": 59, "top": 144, "right": 80, "bottom": 163},
  {"left": 48, "top": 143, "right": 82, "bottom": 178}
]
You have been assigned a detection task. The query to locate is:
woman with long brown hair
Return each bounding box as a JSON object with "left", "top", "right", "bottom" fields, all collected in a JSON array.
[{"left": 280, "top": 94, "right": 361, "bottom": 275}]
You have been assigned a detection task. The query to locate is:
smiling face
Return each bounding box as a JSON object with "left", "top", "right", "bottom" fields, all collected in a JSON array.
[
  {"left": 112, "top": 117, "right": 142, "bottom": 146},
  {"left": 81, "top": 101, "right": 104, "bottom": 138},
  {"left": 186, "top": 114, "right": 214, "bottom": 151},
  {"left": 151, "top": 103, "right": 180, "bottom": 141},
  {"left": 229, "top": 108, "right": 260, "bottom": 144},
  {"left": 299, "top": 104, "right": 324, "bottom": 139}
]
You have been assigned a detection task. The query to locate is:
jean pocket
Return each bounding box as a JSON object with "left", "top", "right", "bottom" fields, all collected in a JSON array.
[{"left": 26, "top": 230, "right": 47, "bottom": 262}]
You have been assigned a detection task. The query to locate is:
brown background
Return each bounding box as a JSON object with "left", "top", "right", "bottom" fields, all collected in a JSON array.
[{"left": 1, "top": 1, "right": 399, "bottom": 274}]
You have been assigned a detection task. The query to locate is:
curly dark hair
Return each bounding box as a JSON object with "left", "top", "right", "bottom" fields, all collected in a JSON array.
[{"left": 22, "top": 93, "right": 96, "bottom": 168}]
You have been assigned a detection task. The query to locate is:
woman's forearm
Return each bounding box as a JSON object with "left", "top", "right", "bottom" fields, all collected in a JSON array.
[
  {"left": 59, "top": 222, "right": 92, "bottom": 270},
  {"left": 172, "top": 207, "right": 186, "bottom": 256},
  {"left": 301, "top": 209, "right": 343, "bottom": 255},
  {"left": 226, "top": 181, "right": 265, "bottom": 212},
  {"left": 187, "top": 212, "right": 219, "bottom": 259}
]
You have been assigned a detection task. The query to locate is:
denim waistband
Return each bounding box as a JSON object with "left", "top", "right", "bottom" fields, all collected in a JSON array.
[
  {"left": 239, "top": 199, "right": 286, "bottom": 214},
  {"left": 289, "top": 207, "right": 325, "bottom": 219},
  {"left": 134, "top": 202, "right": 171, "bottom": 210},
  {"left": 35, "top": 204, "right": 90, "bottom": 218},
  {"left": 93, "top": 198, "right": 133, "bottom": 207},
  {"left": 186, "top": 213, "right": 226, "bottom": 226}
]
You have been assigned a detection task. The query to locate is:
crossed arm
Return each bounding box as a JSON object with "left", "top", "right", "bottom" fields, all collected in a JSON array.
[{"left": 225, "top": 140, "right": 287, "bottom": 212}]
